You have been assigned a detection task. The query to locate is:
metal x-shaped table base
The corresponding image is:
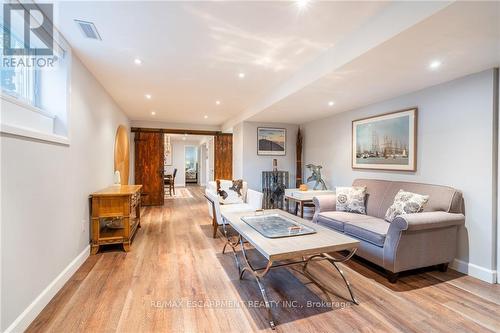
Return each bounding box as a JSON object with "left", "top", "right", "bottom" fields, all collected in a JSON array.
[{"left": 222, "top": 225, "right": 358, "bottom": 330}]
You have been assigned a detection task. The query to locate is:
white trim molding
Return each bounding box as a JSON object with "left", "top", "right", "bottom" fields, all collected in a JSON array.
[
  {"left": 1, "top": 124, "right": 70, "bottom": 146},
  {"left": 451, "top": 258, "right": 498, "bottom": 284},
  {"left": 4, "top": 245, "right": 90, "bottom": 333}
]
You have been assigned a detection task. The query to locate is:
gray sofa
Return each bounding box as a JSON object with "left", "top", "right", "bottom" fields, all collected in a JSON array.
[{"left": 313, "top": 179, "right": 465, "bottom": 282}]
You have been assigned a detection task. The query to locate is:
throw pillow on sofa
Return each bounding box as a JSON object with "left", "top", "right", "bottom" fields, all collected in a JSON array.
[
  {"left": 385, "top": 189, "right": 429, "bottom": 222},
  {"left": 217, "top": 179, "right": 244, "bottom": 204},
  {"left": 335, "top": 186, "right": 367, "bottom": 214}
]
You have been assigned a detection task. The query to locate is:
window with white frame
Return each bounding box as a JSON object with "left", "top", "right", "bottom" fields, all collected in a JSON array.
[
  {"left": 1, "top": 33, "right": 40, "bottom": 107},
  {"left": 1, "top": 2, "right": 71, "bottom": 143}
]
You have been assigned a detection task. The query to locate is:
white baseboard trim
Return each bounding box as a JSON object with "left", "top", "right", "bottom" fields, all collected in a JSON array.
[
  {"left": 4, "top": 245, "right": 90, "bottom": 333},
  {"left": 450, "top": 258, "right": 497, "bottom": 284}
]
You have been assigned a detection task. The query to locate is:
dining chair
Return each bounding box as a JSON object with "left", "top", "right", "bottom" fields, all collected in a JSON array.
[{"left": 165, "top": 168, "right": 177, "bottom": 196}]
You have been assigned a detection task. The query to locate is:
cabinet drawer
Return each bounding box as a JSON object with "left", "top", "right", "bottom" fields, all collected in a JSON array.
[{"left": 92, "top": 196, "right": 128, "bottom": 216}]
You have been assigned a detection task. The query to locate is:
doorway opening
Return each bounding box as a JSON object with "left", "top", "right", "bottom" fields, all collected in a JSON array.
[
  {"left": 164, "top": 133, "right": 214, "bottom": 199},
  {"left": 133, "top": 127, "right": 232, "bottom": 206}
]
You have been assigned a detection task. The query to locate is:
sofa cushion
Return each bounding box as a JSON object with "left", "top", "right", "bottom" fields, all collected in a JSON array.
[
  {"left": 344, "top": 218, "right": 390, "bottom": 247},
  {"left": 316, "top": 211, "right": 374, "bottom": 232}
]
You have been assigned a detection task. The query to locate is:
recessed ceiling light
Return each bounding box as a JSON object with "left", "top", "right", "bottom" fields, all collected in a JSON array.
[
  {"left": 429, "top": 60, "right": 441, "bottom": 70},
  {"left": 204, "top": 115, "right": 209, "bottom": 119},
  {"left": 182, "top": 137, "right": 186, "bottom": 141},
  {"left": 134, "top": 58, "right": 142, "bottom": 65},
  {"left": 151, "top": 111, "right": 156, "bottom": 116},
  {"left": 295, "top": 0, "right": 311, "bottom": 11},
  {"left": 328, "top": 101, "right": 335, "bottom": 107},
  {"left": 215, "top": 100, "right": 221, "bottom": 105},
  {"left": 238, "top": 72, "right": 245, "bottom": 79},
  {"left": 145, "top": 94, "right": 152, "bottom": 99}
]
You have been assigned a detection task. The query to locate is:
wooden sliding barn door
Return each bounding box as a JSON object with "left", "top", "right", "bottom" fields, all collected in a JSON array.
[
  {"left": 134, "top": 132, "right": 164, "bottom": 206},
  {"left": 214, "top": 133, "right": 233, "bottom": 180}
]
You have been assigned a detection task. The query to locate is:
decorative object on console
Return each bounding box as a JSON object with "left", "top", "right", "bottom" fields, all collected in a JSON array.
[
  {"left": 258, "top": 127, "right": 286, "bottom": 156},
  {"left": 306, "top": 164, "right": 327, "bottom": 190},
  {"left": 262, "top": 170, "right": 289, "bottom": 209},
  {"left": 114, "top": 125, "right": 130, "bottom": 185},
  {"left": 385, "top": 189, "right": 429, "bottom": 222},
  {"left": 296, "top": 127, "right": 303, "bottom": 187},
  {"left": 114, "top": 170, "right": 121, "bottom": 185},
  {"left": 352, "top": 107, "right": 417, "bottom": 171},
  {"left": 335, "top": 186, "right": 367, "bottom": 214},
  {"left": 299, "top": 184, "right": 308, "bottom": 191}
]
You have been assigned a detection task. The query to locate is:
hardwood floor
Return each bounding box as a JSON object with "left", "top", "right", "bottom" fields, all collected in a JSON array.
[{"left": 28, "top": 186, "right": 500, "bottom": 332}]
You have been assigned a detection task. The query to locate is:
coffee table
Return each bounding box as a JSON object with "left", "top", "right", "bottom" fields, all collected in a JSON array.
[{"left": 220, "top": 209, "right": 359, "bottom": 330}]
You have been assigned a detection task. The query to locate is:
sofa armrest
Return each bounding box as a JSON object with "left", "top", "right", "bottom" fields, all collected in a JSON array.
[
  {"left": 313, "top": 195, "right": 336, "bottom": 213},
  {"left": 392, "top": 211, "right": 465, "bottom": 232},
  {"left": 246, "top": 189, "right": 263, "bottom": 210}
]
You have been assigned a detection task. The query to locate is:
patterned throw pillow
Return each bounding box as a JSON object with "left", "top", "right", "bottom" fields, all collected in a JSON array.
[
  {"left": 335, "top": 186, "right": 367, "bottom": 214},
  {"left": 385, "top": 190, "right": 429, "bottom": 222},
  {"left": 229, "top": 179, "right": 244, "bottom": 196},
  {"left": 216, "top": 179, "right": 244, "bottom": 204}
]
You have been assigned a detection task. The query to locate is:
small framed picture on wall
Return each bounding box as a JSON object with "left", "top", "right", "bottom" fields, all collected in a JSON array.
[{"left": 257, "top": 127, "right": 286, "bottom": 156}]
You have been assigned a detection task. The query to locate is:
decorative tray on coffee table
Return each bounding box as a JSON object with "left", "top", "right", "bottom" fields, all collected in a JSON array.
[{"left": 241, "top": 214, "right": 316, "bottom": 238}]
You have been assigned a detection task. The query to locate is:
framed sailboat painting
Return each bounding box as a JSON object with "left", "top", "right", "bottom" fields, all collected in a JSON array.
[{"left": 352, "top": 108, "right": 417, "bottom": 171}]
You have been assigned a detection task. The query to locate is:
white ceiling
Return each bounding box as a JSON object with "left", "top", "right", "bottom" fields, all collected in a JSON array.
[
  {"left": 53, "top": 1, "right": 499, "bottom": 129},
  {"left": 249, "top": 1, "right": 500, "bottom": 124}
]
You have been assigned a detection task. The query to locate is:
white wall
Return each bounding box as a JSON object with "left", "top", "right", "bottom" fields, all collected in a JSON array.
[
  {"left": 208, "top": 137, "right": 214, "bottom": 182},
  {"left": 199, "top": 144, "right": 207, "bottom": 186},
  {"left": 232, "top": 123, "right": 244, "bottom": 179},
  {"left": 0, "top": 56, "right": 131, "bottom": 331},
  {"left": 233, "top": 121, "right": 298, "bottom": 191},
  {"left": 302, "top": 69, "right": 497, "bottom": 283},
  {"left": 165, "top": 140, "right": 202, "bottom": 187}
]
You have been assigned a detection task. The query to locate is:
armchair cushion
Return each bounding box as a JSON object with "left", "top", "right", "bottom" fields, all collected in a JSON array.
[{"left": 392, "top": 211, "right": 465, "bottom": 232}]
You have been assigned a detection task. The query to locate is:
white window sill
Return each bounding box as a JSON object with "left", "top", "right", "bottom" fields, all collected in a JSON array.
[
  {"left": 1, "top": 94, "right": 69, "bottom": 145},
  {"left": 0, "top": 92, "right": 56, "bottom": 119},
  {"left": 1, "top": 124, "right": 69, "bottom": 145}
]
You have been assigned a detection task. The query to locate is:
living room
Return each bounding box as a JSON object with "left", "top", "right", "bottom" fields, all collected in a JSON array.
[{"left": 1, "top": 1, "right": 499, "bottom": 332}]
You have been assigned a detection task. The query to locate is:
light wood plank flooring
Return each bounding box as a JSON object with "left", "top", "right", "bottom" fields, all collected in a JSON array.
[{"left": 28, "top": 186, "right": 500, "bottom": 332}]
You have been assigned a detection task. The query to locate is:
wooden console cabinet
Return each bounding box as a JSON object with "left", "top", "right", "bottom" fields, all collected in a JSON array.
[{"left": 90, "top": 185, "right": 142, "bottom": 254}]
